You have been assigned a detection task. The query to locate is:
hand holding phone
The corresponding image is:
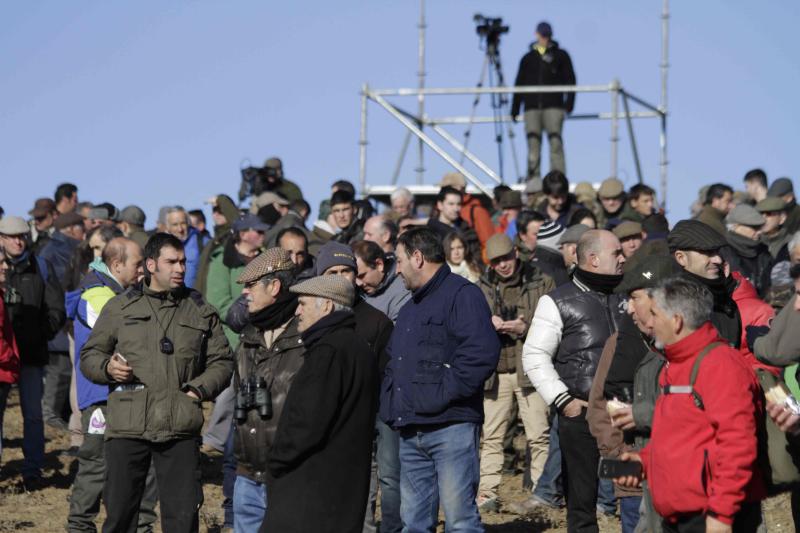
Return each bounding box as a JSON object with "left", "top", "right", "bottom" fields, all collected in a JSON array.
[{"left": 108, "top": 353, "right": 133, "bottom": 383}]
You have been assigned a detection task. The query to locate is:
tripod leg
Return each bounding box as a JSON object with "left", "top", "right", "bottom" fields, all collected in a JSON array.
[{"left": 459, "top": 54, "right": 491, "bottom": 166}]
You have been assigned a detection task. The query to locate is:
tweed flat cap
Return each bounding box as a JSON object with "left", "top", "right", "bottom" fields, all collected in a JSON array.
[
  {"left": 615, "top": 255, "right": 683, "bottom": 295},
  {"left": 667, "top": 220, "right": 727, "bottom": 252},
  {"left": 613, "top": 221, "right": 643, "bottom": 240},
  {"left": 486, "top": 233, "right": 514, "bottom": 261},
  {"left": 557, "top": 223, "right": 590, "bottom": 245},
  {"left": 237, "top": 247, "right": 294, "bottom": 284},
  {"left": 598, "top": 178, "right": 625, "bottom": 198},
  {"left": 290, "top": 275, "right": 355, "bottom": 307},
  {"left": 574, "top": 182, "right": 596, "bottom": 201},
  {"left": 726, "top": 204, "right": 765, "bottom": 227},
  {"left": 439, "top": 172, "right": 467, "bottom": 189},
  {"left": 756, "top": 197, "right": 786, "bottom": 213},
  {"left": 768, "top": 177, "right": 794, "bottom": 198},
  {"left": 53, "top": 212, "right": 85, "bottom": 230},
  {"left": 0, "top": 216, "right": 29, "bottom": 236}
]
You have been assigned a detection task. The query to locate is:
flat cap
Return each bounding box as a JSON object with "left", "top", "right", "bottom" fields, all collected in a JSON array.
[
  {"left": 726, "top": 204, "right": 765, "bottom": 227},
  {"left": 54, "top": 212, "right": 85, "bottom": 230},
  {"left": 87, "top": 207, "right": 111, "bottom": 221},
  {"left": 557, "top": 223, "right": 590, "bottom": 245},
  {"left": 667, "top": 219, "right": 727, "bottom": 252},
  {"left": 613, "top": 221, "right": 643, "bottom": 240},
  {"left": 232, "top": 214, "right": 270, "bottom": 233},
  {"left": 120, "top": 205, "right": 146, "bottom": 226},
  {"left": 486, "top": 233, "right": 514, "bottom": 261},
  {"left": 250, "top": 192, "right": 290, "bottom": 214},
  {"left": 615, "top": 255, "right": 683, "bottom": 295},
  {"left": 768, "top": 177, "right": 794, "bottom": 198},
  {"left": 439, "top": 172, "right": 467, "bottom": 189},
  {"left": 29, "top": 198, "right": 56, "bottom": 217},
  {"left": 499, "top": 191, "right": 523, "bottom": 209},
  {"left": 0, "top": 216, "right": 30, "bottom": 236},
  {"left": 316, "top": 241, "right": 357, "bottom": 275},
  {"left": 598, "top": 177, "right": 625, "bottom": 198},
  {"left": 574, "top": 182, "right": 596, "bottom": 200},
  {"left": 264, "top": 157, "right": 283, "bottom": 170},
  {"left": 236, "top": 247, "right": 294, "bottom": 284},
  {"left": 290, "top": 275, "right": 355, "bottom": 307},
  {"left": 756, "top": 197, "right": 786, "bottom": 213}
]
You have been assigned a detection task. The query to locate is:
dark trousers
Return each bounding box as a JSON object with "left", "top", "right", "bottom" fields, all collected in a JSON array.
[
  {"left": 103, "top": 437, "right": 202, "bottom": 533},
  {"left": 661, "top": 501, "right": 763, "bottom": 533},
  {"left": 558, "top": 412, "right": 600, "bottom": 533},
  {"left": 42, "top": 351, "right": 71, "bottom": 425},
  {"left": 67, "top": 405, "right": 158, "bottom": 532}
]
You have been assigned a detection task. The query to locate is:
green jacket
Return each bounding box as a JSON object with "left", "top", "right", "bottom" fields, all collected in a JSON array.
[
  {"left": 195, "top": 194, "right": 240, "bottom": 296},
  {"left": 273, "top": 179, "right": 304, "bottom": 203},
  {"left": 80, "top": 284, "right": 233, "bottom": 442},
  {"left": 478, "top": 262, "right": 555, "bottom": 388},
  {"left": 695, "top": 205, "right": 727, "bottom": 236},
  {"left": 206, "top": 240, "right": 251, "bottom": 349}
]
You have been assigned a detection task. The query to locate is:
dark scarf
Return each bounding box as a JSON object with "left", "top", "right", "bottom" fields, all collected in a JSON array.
[
  {"left": 249, "top": 292, "right": 298, "bottom": 332},
  {"left": 301, "top": 310, "right": 355, "bottom": 347},
  {"left": 683, "top": 270, "right": 738, "bottom": 315},
  {"left": 574, "top": 267, "right": 623, "bottom": 294}
]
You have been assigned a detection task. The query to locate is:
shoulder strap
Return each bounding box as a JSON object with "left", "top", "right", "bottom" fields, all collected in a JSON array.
[{"left": 687, "top": 341, "right": 723, "bottom": 410}]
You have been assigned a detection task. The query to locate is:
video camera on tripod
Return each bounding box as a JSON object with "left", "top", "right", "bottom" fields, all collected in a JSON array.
[
  {"left": 238, "top": 164, "right": 281, "bottom": 202},
  {"left": 473, "top": 14, "right": 509, "bottom": 48}
]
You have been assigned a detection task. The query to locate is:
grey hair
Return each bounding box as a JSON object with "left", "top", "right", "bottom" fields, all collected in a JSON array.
[
  {"left": 390, "top": 187, "right": 413, "bottom": 203},
  {"left": 648, "top": 276, "right": 713, "bottom": 330},
  {"left": 332, "top": 302, "right": 352, "bottom": 313},
  {"left": 159, "top": 206, "right": 186, "bottom": 225},
  {"left": 788, "top": 230, "right": 800, "bottom": 255}
]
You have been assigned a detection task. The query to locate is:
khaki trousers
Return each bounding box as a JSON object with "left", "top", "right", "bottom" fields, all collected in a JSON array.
[{"left": 479, "top": 372, "right": 550, "bottom": 499}]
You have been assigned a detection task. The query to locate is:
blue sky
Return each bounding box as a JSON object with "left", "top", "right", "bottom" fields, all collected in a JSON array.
[{"left": 1, "top": 1, "right": 798, "bottom": 226}]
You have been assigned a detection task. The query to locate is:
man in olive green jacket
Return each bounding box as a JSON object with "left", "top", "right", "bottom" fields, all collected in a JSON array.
[
  {"left": 476, "top": 233, "right": 555, "bottom": 510},
  {"left": 81, "top": 233, "right": 233, "bottom": 533}
]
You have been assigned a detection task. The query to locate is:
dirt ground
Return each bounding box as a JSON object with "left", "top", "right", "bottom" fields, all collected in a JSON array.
[{"left": 0, "top": 388, "right": 795, "bottom": 532}]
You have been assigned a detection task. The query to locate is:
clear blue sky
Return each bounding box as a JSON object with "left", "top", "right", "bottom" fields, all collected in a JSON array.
[{"left": 2, "top": 1, "right": 798, "bottom": 226}]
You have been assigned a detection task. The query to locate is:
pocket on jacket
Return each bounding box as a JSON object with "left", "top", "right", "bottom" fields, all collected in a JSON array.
[
  {"left": 171, "top": 390, "right": 205, "bottom": 435},
  {"left": 106, "top": 388, "right": 147, "bottom": 436},
  {"left": 411, "top": 360, "right": 447, "bottom": 414},
  {"left": 421, "top": 318, "right": 447, "bottom": 346}
]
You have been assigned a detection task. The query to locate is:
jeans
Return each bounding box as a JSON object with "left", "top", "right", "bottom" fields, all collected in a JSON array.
[
  {"left": 20, "top": 365, "right": 45, "bottom": 478},
  {"left": 598, "top": 479, "right": 617, "bottom": 514},
  {"left": 532, "top": 413, "right": 564, "bottom": 507},
  {"left": 376, "top": 418, "right": 402, "bottom": 533},
  {"left": 233, "top": 475, "right": 267, "bottom": 533},
  {"left": 619, "top": 496, "right": 641, "bottom": 533},
  {"left": 222, "top": 423, "right": 236, "bottom": 529},
  {"left": 399, "top": 422, "right": 483, "bottom": 533}
]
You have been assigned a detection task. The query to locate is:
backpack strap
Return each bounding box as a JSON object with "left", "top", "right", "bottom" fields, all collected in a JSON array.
[{"left": 663, "top": 341, "right": 723, "bottom": 411}]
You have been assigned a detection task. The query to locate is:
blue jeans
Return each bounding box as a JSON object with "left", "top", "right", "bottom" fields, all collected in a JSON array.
[
  {"left": 19, "top": 365, "right": 45, "bottom": 478},
  {"left": 532, "top": 414, "right": 564, "bottom": 507},
  {"left": 222, "top": 424, "right": 236, "bottom": 529},
  {"left": 377, "top": 418, "right": 402, "bottom": 533},
  {"left": 399, "top": 422, "right": 482, "bottom": 533},
  {"left": 233, "top": 475, "right": 267, "bottom": 533},
  {"left": 620, "top": 496, "right": 642, "bottom": 533},
  {"left": 598, "top": 478, "right": 617, "bottom": 514}
]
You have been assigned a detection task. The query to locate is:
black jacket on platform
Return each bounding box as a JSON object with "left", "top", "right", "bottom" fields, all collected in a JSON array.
[
  {"left": 262, "top": 311, "right": 377, "bottom": 533},
  {"left": 511, "top": 40, "right": 576, "bottom": 116}
]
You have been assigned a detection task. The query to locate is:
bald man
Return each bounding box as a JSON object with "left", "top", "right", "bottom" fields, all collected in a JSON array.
[{"left": 363, "top": 215, "right": 397, "bottom": 254}]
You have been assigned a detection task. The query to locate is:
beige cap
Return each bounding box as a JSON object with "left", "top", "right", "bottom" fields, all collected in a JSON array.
[
  {"left": 237, "top": 248, "right": 295, "bottom": 284},
  {"left": 612, "top": 221, "right": 643, "bottom": 240},
  {"left": 598, "top": 178, "right": 625, "bottom": 198},
  {"left": 0, "top": 216, "right": 30, "bottom": 236},
  {"left": 290, "top": 275, "right": 355, "bottom": 307},
  {"left": 486, "top": 233, "right": 514, "bottom": 261}
]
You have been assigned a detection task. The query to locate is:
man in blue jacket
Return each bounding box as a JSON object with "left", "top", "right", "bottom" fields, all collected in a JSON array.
[{"left": 380, "top": 227, "right": 500, "bottom": 532}]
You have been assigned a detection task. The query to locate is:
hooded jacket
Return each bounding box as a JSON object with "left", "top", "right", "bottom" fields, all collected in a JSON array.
[
  {"left": 66, "top": 267, "right": 125, "bottom": 410},
  {"left": 511, "top": 40, "right": 576, "bottom": 116},
  {"left": 640, "top": 323, "right": 765, "bottom": 525},
  {"left": 361, "top": 259, "right": 411, "bottom": 323}
]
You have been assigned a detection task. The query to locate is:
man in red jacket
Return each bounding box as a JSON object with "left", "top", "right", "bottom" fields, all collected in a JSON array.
[{"left": 617, "top": 276, "right": 765, "bottom": 533}]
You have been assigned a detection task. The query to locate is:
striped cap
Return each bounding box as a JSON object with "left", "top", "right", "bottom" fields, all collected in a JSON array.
[
  {"left": 237, "top": 248, "right": 294, "bottom": 284},
  {"left": 667, "top": 220, "right": 726, "bottom": 252}
]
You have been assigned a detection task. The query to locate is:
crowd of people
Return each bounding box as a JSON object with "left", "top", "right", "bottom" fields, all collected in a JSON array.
[{"left": 1, "top": 158, "right": 800, "bottom": 533}]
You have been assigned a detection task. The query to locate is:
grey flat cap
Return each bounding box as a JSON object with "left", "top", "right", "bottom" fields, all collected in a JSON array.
[{"left": 726, "top": 204, "right": 765, "bottom": 227}]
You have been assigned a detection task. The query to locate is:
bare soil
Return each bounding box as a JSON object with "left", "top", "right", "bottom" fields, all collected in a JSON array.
[{"left": 0, "top": 389, "right": 794, "bottom": 532}]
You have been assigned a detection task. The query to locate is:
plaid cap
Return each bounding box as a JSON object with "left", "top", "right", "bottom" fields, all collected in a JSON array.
[
  {"left": 237, "top": 247, "right": 294, "bottom": 284},
  {"left": 290, "top": 275, "right": 355, "bottom": 307}
]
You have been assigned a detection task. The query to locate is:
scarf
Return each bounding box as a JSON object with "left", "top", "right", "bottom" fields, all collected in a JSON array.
[
  {"left": 248, "top": 291, "right": 298, "bottom": 332},
  {"left": 683, "top": 271, "right": 734, "bottom": 307},
  {"left": 574, "top": 267, "right": 623, "bottom": 294}
]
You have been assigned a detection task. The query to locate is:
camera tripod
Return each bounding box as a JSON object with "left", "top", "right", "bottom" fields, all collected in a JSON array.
[{"left": 459, "top": 31, "right": 522, "bottom": 183}]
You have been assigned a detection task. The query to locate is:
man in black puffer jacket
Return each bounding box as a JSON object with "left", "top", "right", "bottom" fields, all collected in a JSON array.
[
  {"left": 511, "top": 21, "right": 576, "bottom": 181},
  {"left": 522, "top": 229, "right": 626, "bottom": 532},
  {"left": 0, "top": 216, "right": 66, "bottom": 487}
]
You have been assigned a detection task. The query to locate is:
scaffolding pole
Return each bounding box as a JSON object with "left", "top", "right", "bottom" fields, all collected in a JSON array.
[
  {"left": 610, "top": 79, "right": 620, "bottom": 178},
  {"left": 660, "top": 0, "right": 670, "bottom": 210},
  {"left": 359, "top": 84, "right": 368, "bottom": 193},
  {"left": 416, "top": 0, "right": 426, "bottom": 184}
]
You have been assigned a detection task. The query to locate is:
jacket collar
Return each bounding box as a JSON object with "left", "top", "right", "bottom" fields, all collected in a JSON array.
[
  {"left": 412, "top": 264, "right": 450, "bottom": 303},
  {"left": 663, "top": 322, "right": 721, "bottom": 364},
  {"left": 372, "top": 258, "right": 399, "bottom": 296},
  {"left": 301, "top": 310, "right": 355, "bottom": 348},
  {"left": 241, "top": 316, "right": 302, "bottom": 348}
]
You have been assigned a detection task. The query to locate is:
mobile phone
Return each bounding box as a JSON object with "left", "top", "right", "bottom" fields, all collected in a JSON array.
[
  {"left": 597, "top": 458, "right": 642, "bottom": 479},
  {"left": 113, "top": 353, "right": 128, "bottom": 364}
]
